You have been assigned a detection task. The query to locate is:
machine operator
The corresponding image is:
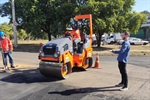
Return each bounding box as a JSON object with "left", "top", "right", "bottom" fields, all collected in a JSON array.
[{"left": 65, "top": 19, "right": 81, "bottom": 51}]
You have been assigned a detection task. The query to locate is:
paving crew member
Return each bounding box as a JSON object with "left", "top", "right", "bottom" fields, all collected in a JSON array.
[
  {"left": 70, "top": 20, "right": 81, "bottom": 50},
  {"left": 111, "top": 31, "right": 130, "bottom": 91},
  {"left": 0, "top": 31, "right": 15, "bottom": 70}
]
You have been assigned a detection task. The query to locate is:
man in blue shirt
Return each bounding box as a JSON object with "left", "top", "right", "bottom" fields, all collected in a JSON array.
[{"left": 112, "top": 31, "right": 130, "bottom": 91}]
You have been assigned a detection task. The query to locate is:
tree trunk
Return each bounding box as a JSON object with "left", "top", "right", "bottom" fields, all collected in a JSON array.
[
  {"left": 97, "top": 30, "right": 103, "bottom": 47},
  {"left": 53, "top": 34, "right": 57, "bottom": 38},
  {"left": 48, "top": 32, "right": 51, "bottom": 41}
]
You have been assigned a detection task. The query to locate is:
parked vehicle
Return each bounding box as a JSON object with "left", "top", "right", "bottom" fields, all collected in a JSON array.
[
  {"left": 117, "top": 39, "right": 124, "bottom": 44},
  {"left": 102, "top": 33, "right": 121, "bottom": 44},
  {"left": 102, "top": 34, "right": 114, "bottom": 44},
  {"left": 87, "top": 34, "right": 97, "bottom": 45},
  {"left": 92, "top": 34, "right": 97, "bottom": 45},
  {"left": 118, "top": 37, "right": 149, "bottom": 45},
  {"left": 114, "top": 33, "right": 122, "bottom": 42},
  {"left": 129, "top": 37, "right": 149, "bottom": 45}
]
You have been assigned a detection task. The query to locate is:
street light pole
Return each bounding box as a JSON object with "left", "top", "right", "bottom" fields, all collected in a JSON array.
[{"left": 12, "top": 0, "right": 18, "bottom": 47}]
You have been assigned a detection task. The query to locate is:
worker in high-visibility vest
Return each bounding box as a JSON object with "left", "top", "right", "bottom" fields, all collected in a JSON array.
[
  {"left": 70, "top": 20, "right": 81, "bottom": 50},
  {"left": 0, "top": 31, "right": 15, "bottom": 70}
]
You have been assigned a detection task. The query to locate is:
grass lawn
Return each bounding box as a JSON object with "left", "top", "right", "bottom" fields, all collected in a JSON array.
[
  {"left": 93, "top": 45, "right": 150, "bottom": 51},
  {"left": 93, "top": 45, "right": 150, "bottom": 56},
  {"left": 16, "top": 40, "right": 48, "bottom": 44},
  {"left": 13, "top": 40, "right": 48, "bottom": 52}
]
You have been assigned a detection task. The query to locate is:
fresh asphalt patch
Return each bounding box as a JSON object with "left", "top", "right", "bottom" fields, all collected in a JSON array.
[
  {"left": 0, "top": 69, "right": 59, "bottom": 83},
  {"left": 19, "top": 86, "right": 121, "bottom": 100},
  {"left": 0, "top": 68, "right": 88, "bottom": 100},
  {"left": 0, "top": 68, "right": 122, "bottom": 100},
  {"left": 19, "top": 84, "right": 87, "bottom": 100}
]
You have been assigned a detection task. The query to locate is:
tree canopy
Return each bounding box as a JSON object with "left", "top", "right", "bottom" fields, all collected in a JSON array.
[
  {"left": 0, "top": 0, "right": 147, "bottom": 47},
  {"left": 75, "top": 0, "right": 146, "bottom": 46},
  {"left": 0, "top": 23, "right": 13, "bottom": 38}
]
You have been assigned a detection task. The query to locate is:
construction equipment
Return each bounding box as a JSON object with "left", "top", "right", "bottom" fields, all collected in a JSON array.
[{"left": 38, "top": 14, "right": 93, "bottom": 78}]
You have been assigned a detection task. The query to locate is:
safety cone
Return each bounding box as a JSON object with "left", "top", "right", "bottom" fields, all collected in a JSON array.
[{"left": 93, "top": 53, "right": 101, "bottom": 69}]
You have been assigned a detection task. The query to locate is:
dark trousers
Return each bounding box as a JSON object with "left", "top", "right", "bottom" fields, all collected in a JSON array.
[{"left": 118, "top": 62, "right": 128, "bottom": 87}]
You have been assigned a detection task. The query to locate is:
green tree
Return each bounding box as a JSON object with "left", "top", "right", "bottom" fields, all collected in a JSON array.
[
  {"left": 0, "top": 0, "right": 146, "bottom": 47},
  {"left": 0, "top": 0, "right": 76, "bottom": 41},
  {"left": 128, "top": 12, "right": 146, "bottom": 33},
  {"left": 17, "top": 29, "right": 27, "bottom": 40},
  {"left": 0, "top": 23, "right": 13, "bottom": 38},
  {"left": 75, "top": 0, "right": 146, "bottom": 47}
]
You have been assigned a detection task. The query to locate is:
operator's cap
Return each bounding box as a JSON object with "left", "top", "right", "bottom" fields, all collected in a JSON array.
[{"left": 70, "top": 19, "right": 78, "bottom": 30}]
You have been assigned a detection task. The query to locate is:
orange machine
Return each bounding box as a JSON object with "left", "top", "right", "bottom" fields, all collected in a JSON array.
[{"left": 39, "top": 14, "right": 93, "bottom": 78}]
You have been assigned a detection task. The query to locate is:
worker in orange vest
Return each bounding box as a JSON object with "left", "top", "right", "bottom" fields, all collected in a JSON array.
[
  {"left": 0, "top": 31, "right": 15, "bottom": 70},
  {"left": 70, "top": 20, "right": 81, "bottom": 50}
]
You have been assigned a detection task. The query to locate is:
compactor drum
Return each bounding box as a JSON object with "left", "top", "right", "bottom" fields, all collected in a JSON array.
[{"left": 39, "top": 14, "right": 94, "bottom": 78}]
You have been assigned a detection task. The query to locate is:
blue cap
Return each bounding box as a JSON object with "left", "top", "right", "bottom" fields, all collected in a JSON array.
[{"left": 0, "top": 31, "right": 4, "bottom": 36}]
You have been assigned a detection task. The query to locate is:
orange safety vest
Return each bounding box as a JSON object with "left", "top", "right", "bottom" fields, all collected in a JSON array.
[
  {"left": 0, "top": 37, "right": 13, "bottom": 53},
  {"left": 70, "top": 29, "right": 81, "bottom": 39}
]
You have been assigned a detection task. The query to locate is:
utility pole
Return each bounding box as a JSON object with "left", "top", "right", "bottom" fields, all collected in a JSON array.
[{"left": 12, "top": 0, "right": 18, "bottom": 47}]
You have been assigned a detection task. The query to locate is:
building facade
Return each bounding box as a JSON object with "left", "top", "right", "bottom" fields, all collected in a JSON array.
[{"left": 141, "top": 17, "right": 150, "bottom": 41}]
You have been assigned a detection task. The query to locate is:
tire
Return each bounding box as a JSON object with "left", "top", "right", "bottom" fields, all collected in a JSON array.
[
  {"left": 130, "top": 42, "right": 135, "bottom": 45},
  {"left": 83, "top": 57, "right": 93, "bottom": 69},
  {"left": 110, "top": 41, "right": 114, "bottom": 44},
  {"left": 66, "top": 62, "right": 72, "bottom": 74},
  {"left": 60, "top": 62, "right": 72, "bottom": 78},
  {"left": 143, "top": 43, "right": 148, "bottom": 45},
  {"left": 88, "top": 58, "right": 93, "bottom": 68}
]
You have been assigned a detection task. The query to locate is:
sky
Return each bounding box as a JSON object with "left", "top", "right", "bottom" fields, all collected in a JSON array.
[{"left": 0, "top": 0, "right": 150, "bottom": 24}]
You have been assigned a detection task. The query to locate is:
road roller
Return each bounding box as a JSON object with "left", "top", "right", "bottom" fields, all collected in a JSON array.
[{"left": 38, "top": 14, "right": 93, "bottom": 78}]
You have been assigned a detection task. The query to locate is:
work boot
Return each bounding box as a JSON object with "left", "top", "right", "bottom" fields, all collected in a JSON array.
[
  {"left": 120, "top": 86, "right": 128, "bottom": 91},
  {"left": 11, "top": 65, "right": 15, "bottom": 68},
  {"left": 4, "top": 66, "right": 9, "bottom": 70},
  {"left": 115, "top": 83, "right": 124, "bottom": 87}
]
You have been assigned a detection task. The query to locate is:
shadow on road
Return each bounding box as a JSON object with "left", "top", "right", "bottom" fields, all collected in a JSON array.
[
  {"left": 72, "top": 67, "right": 87, "bottom": 72},
  {"left": 0, "top": 67, "right": 93, "bottom": 84},
  {"left": 48, "top": 86, "right": 120, "bottom": 95},
  {"left": 0, "top": 68, "right": 61, "bottom": 83}
]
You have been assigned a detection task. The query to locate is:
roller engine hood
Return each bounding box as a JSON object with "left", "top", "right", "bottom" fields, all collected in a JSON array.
[{"left": 42, "top": 37, "right": 73, "bottom": 55}]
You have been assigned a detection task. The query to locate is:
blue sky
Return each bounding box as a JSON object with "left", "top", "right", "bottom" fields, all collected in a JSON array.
[{"left": 0, "top": 0, "right": 150, "bottom": 24}]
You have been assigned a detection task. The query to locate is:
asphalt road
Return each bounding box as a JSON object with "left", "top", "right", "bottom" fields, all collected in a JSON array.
[{"left": 0, "top": 52, "right": 150, "bottom": 100}]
